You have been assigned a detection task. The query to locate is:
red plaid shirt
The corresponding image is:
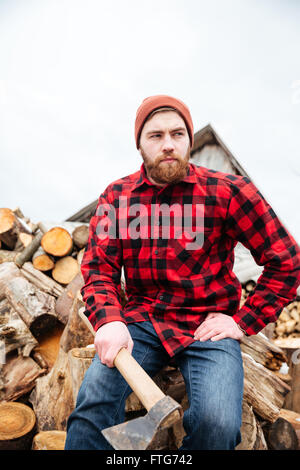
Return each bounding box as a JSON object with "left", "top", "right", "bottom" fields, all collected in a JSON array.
[{"left": 81, "top": 162, "right": 300, "bottom": 357}]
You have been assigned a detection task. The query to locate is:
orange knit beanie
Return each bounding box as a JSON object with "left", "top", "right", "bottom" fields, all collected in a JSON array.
[{"left": 135, "top": 95, "right": 194, "bottom": 149}]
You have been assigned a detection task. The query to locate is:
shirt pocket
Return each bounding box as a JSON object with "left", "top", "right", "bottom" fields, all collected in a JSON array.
[{"left": 168, "top": 228, "right": 214, "bottom": 277}]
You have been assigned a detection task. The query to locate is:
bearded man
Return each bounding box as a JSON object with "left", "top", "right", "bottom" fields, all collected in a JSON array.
[{"left": 65, "top": 95, "right": 300, "bottom": 450}]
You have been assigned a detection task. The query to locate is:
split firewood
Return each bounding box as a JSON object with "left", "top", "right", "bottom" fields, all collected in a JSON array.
[
  {"left": 29, "top": 347, "right": 74, "bottom": 432},
  {"left": 52, "top": 256, "right": 79, "bottom": 285},
  {"left": 59, "top": 293, "right": 94, "bottom": 353},
  {"left": 20, "top": 262, "right": 64, "bottom": 298},
  {"left": 32, "top": 431, "right": 66, "bottom": 450},
  {"left": 235, "top": 402, "right": 267, "bottom": 450},
  {"left": 0, "top": 402, "right": 36, "bottom": 450},
  {"left": 5, "top": 276, "right": 57, "bottom": 338},
  {"left": 72, "top": 225, "right": 89, "bottom": 250},
  {"left": 55, "top": 272, "right": 84, "bottom": 325},
  {"left": 29, "top": 295, "right": 94, "bottom": 431},
  {"left": 240, "top": 333, "right": 287, "bottom": 371},
  {"left": 0, "top": 299, "right": 38, "bottom": 357},
  {"left": 14, "top": 232, "right": 34, "bottom": 252},
  {"left": 0, "top": 353, "right": 46, "bottom": 401},
  {"left": 32, "top": 247, "right": 55, "bottom": 272},
  {"left": 242, "top": 352, "right": 290, "bottom": 422},
  {"left": 41, "top": 227, "right": 73, "bottom": 257},
  {"left": 0, "top": 208, "right": 32, "bottom": 250}
]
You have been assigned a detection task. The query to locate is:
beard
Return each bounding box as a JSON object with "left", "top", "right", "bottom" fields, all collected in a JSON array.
[{"left": 140, "top": 146, "right": 191, "bottom": 185}]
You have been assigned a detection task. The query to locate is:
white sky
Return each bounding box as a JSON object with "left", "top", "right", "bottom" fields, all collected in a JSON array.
[{"left": 0, "top": 0, "right": 299, "bottom": 242}]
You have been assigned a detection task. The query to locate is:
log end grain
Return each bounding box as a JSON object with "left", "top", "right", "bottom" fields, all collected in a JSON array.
[
  {"left": 33, "top": 254, "right": 55, "bottom": 272},
  {"left": 52, "top": 257, "right": 79, "bottom": 285},
  {"left": 0, "top": 402, "right": 36, "bottom": 450},
  {"left": 32, "top": 430, "right": 66, "bottom": 450},
  {"left": 41, "top": 227, "right": 73, "bottom": 257}
]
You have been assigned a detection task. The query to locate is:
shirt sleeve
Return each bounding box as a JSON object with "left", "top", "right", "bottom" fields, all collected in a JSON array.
[
  {"left": 80, "top": 188, "right": 125, "bottom": 332},
  {"left": 226, "top": 176, "right": 300, "bottom": 335}
]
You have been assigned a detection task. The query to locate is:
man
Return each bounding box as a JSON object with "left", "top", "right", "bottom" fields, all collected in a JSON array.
[{"left": 65, "top": 95, "right": 300, "bottom": 450}]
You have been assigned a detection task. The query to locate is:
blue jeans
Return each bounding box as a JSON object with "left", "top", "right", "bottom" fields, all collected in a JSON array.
[{"left": 65, "top": 321, "right": 244, "bottom": 450}]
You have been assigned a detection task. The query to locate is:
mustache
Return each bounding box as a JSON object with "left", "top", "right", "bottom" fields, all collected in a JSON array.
[{"left": 156, "top": 154, "right": 181, "bottom": 163}]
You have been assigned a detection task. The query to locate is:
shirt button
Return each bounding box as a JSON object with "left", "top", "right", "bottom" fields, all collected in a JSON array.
[
  {"left": 154, "top": 249, "right": 158, "bottom": 255},
  {"left": 159, "top": 295, "right": 164, "bottom": 300}
]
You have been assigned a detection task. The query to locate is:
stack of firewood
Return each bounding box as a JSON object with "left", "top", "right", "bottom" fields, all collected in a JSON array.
[
  {"left": 0, "top": 207, "right": 89, "bottom": 287},
  {"left": 0, "top": 207, "right": 300, "bottom": 450}
]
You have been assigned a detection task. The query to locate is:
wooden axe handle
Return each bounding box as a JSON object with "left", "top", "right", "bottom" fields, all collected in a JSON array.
[{"left": 78, "top": 307, "right": 165, "bottom": 411}]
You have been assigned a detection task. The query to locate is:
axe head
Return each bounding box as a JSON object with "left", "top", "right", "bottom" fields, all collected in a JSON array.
[{"left": 101, "top": 395, "right": 183, "bottom": 450}]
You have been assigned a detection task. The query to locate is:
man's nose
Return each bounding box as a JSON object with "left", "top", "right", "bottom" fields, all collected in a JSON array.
[{"left": 161, "top": 134, "right": 175, "bottom": 152}]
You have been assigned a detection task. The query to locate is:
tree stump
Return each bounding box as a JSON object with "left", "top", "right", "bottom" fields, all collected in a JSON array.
[
  {"left": 0, "top": 402, "right": 36, "bottom": 450},
  {"left": 32, "top": 430, "right": 66, "bottom": 450}
]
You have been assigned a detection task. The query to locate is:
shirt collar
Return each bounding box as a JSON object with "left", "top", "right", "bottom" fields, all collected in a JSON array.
[{"left": 132, "top": 161, "right": 198, "bottom": 191}]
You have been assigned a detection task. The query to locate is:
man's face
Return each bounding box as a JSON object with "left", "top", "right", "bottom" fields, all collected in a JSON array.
[{"left": 139, "top": 110, "right": 191, "bottom": 186}]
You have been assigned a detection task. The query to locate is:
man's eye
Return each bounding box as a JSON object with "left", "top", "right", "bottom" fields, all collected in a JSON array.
[{"left": 150, "top": 134, "right": 161, "bottom": 138}]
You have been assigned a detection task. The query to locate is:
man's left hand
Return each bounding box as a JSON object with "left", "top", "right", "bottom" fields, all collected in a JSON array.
[{"left": 194, "top": 312, "right": 244, "bottom": 342}]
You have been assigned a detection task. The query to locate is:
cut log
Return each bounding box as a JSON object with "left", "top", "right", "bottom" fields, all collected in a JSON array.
[
  {"left": 263, "top": 417, "right": 298, "bottom": 450},
  {"left": 77, "top": 248, "right": 85, "bottom": 266},
  {"left": 14, "top": 230, "right": 44, "bottom": 268},
  {"left": 0, "top": 353, "right": 46, "bottom": 401},
  {"left": 240, "top": 333, "right": 287, "bottom": 371},
  {"left": 72, "top": 225, "right": 89, "bottom": 249},
  {"left": 14, "top": 232, "right": 34, "bottom": 252},
  {"left": 32, "top": 246, "right": 55, "bottom": 272},
  {"left": 242, "top": 352, "right": 291, "bottom": 422},
  {"left": 59, "top": 293, "right": 94, "bottom": 353},
  {"left": 0, "top": 208, "right": 31, "bottom": 250},
  {"left": 0, "top": 300, "right": 38, "bottom": 357},
  {"left": 0, "top": 262, "right": 20, "bottom": 298},
  {"left": 0, "top": 402, "right": 36, "bottom": 450},
  {"left": 52, "top": 256, "right": 79, "bottom": 285},
  {"left": 32, "top": 430, "right": 66, "bottom": 450},
  {"left": 5, "top": 276, "right": 57, "bottom": 338},
  {"left": 279, "top": 409, "right": 300, "bottom": 446},
  {"left": 21, "top": 262, "right": 64, "bottom": 298},
  {"left": 55, "top": 272, "right": 84, "bottom": 324},
  {"left": 41, "top": 227, "right": 73, "bottom": 257}
]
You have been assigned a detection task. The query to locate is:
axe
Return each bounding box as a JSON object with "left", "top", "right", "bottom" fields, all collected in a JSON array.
[{"left": 78, "top": 307, "right": 183, "bottom": 450}]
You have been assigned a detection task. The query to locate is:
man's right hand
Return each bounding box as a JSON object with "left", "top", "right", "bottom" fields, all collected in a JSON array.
[{"left": 94, "top": 321, "right": 134, "bottom": 368}]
